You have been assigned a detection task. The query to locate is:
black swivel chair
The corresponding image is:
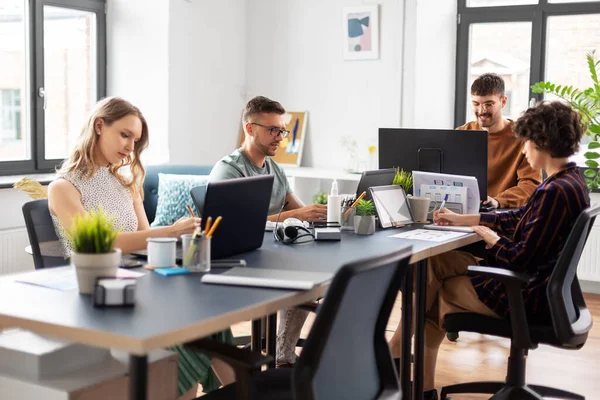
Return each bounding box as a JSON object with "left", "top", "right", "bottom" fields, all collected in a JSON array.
[
  {"left": 22, "top": 199, "right": 65, "bottom": 269},
  {"left": 185, "top": 246, "right": 412, "bottom": 400},
  {"left": 441, "top": 205, "right": 599, "bottom": 400}
]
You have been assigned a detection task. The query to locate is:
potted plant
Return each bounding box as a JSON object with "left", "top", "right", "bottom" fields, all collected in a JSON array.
[
  {"left": 393, "top": 168, "right": 413, "bottom": 195},
  {"left": 313, "top": 191, "right": 328, "bottom": 205},
  {"left": 68, "top": 208, "right": 121, "bottom": 294},
  {"left": 532, "top": 50, "right": 600, "bottom": 191},
  {"left": 354, "top": 199, "right": 376, "bottom": 235}
]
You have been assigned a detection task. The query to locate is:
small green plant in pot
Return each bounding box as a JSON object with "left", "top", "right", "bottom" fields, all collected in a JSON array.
[
  {"left": 68, "top": 207, "right": 121, "bottom": 294},
  {"left": 313, "top": 191, "right": 328, "bottom": 205},
  {"left": 354, "top": 199, "right": 376, "bottom": 235},
  {"left": 393, "top": 168, "right": 413, "bottom": 195}
]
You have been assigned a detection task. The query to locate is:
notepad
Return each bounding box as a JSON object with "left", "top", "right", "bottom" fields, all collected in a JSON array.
[
  {"left": 154, "top": 267, "right": 191, "bottom": 277},
  {"left": 424, "top": 224, "right": 474, "bottom": 233},
  {"left": 201, "top": 268, "right": 333, "bottom": 290}
]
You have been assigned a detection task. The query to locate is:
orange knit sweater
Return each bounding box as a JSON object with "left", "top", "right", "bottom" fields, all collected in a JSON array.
[{"left": 457, "top": 120, "right": 541, "bottom": 208}]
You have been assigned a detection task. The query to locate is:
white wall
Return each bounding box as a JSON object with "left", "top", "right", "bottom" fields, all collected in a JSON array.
[
  {"left": 168, "top": 0, "right": 247, "bottom": 165},
  {"left": 245, "top": 0, "right": 404, "bottom": 170},
  {"left": 106, "top": 0, "right": 170, "bottom": 164}
]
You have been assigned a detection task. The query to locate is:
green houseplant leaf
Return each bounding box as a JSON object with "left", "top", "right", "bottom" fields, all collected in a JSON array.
[
  {"left": 392, "top": 168, "right": 413, "bottom": 195},
  {"left": 354, "top": 199, "right": 376, "bottom": 216},
  {"left": 68, "top": 207, "right": 119, "bottom": 254}
]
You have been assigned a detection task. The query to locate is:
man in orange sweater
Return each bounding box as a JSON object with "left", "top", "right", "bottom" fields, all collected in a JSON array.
[{"left": 457, "top": 73, "right": 541, "bottom": 209}]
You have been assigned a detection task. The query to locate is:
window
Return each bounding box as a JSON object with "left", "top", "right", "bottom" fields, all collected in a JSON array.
[
  {"left": 455, "top": 1, "right": 600, "bottom": 129},
  {"left": 0, "top": 0, "right": 105, "bottom": 175}
]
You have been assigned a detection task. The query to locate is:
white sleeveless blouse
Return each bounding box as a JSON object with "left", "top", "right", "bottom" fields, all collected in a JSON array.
[{"left": 51, "top": 167, "right": 138, "bottom": 257}]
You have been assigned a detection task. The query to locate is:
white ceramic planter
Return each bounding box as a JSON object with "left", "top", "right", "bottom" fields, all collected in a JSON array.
[
  {"left": 354, "top": 215, "right": 376, "bottom": 235},
  {"left": 71, "top": 248, "right": 121, "bottom": 294}
]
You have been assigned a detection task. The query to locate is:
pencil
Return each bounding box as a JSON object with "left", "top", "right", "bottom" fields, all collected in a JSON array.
[
  {"left": 204, "top": 216, "right": 213, "bottom": 235},
  {"left": 186, "top": 204, "right": 196, "bottom": 218},
  {"left": 206, "top": 216, "right": 222, "bottom": 238},
  {"left": 343, "top": 191, "right": 367, "bottom": 219}
]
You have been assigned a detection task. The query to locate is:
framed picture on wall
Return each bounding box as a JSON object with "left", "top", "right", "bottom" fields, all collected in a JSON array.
[
  {"left": 343, "top": 5, "right": 379, "bottom": 60},
  {"left": 239, "top": 111, "right": 308, "bottom": 167}
]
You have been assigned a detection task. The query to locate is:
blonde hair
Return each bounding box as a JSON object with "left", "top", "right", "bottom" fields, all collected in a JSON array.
[{"left": 58, "top": 97, "right": 149, "bottom": 198}]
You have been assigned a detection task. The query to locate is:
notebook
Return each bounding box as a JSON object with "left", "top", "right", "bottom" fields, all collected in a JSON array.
[
  {"left": 201, "top": 267, "right": 333, "bottom": 290},
  {"left": 424, "top": 224, "right": 474, "bottom": 233}
]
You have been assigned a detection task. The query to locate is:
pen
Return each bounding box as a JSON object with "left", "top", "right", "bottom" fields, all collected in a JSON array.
[
  {"left": 343, "top": 191, "right": 367, "bottom": 220},
  {"left": 439, "top": 193, "right": 449, "bottom": 211}
]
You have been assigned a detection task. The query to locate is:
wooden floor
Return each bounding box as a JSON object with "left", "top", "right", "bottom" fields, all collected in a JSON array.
[{"left": 227, "top": 292, "right": 600, "bottom": 399}]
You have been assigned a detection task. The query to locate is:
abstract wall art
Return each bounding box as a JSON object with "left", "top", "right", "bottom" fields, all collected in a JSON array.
[{"left": 343, "top": 5, "right": 379, "bottom": 60}]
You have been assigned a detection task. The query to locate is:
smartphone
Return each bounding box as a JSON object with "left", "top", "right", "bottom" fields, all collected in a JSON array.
[
  {"left": 210, "top": 259, "right": 247, "bottom": 268},
  {"left": 120, "top": 259, "right": 144, "bottom": 269}
]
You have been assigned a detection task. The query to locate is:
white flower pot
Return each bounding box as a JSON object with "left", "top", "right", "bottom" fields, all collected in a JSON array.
[
  {"left": 354, "top": 215, "right": 376, "bottom": 235},
  {"left": 71, "top": 248, "right": 121, "bottom": 294}
]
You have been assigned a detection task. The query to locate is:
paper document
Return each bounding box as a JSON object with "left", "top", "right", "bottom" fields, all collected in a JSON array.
[
  {"left": 424, "top": 224, "right": 474, "bottom": 233},
  {"left": 388, "top": 229, "right": 470, "bottom": 242},
  {"left": 14, "top": 267, "right": 145, "bottom": 291}
]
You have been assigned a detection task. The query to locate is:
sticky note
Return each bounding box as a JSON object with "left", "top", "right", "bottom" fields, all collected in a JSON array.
[{"left": 154, "top": 267, "right": 190, "bottom": 277}]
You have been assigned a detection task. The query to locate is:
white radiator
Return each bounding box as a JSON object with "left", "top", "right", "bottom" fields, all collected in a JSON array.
[
  {"left": 0, "top": 228, "right": 35, "bottom": 275},
  {"left": 578, "top": 225, "right": 600, "bottom": 282}
]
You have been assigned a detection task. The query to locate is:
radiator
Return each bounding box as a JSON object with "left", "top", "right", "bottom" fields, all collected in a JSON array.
[
  {"left": 0, "top": 228, "right": 35, "bottom": 275},
  {"left": 578, "top": 225, "right": 600, "bottom": 282}
]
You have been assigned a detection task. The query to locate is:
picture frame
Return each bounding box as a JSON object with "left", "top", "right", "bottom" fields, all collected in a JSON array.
[
  {"left": 343, "top": 5, "right": 380, "bottom": 61},
  {"left": 239, "top": 111, "right": 308, "bottom": 167}
]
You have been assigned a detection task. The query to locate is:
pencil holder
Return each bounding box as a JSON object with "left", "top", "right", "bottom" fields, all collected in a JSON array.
[
  {"left": 340, "top": 206, "right": 355, "bottom": 231},
  {"left": 182, "top": 235, "right": 211, "bottom": 272}
]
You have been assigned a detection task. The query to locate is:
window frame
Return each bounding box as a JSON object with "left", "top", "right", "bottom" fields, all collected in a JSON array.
[
  {"left": 455, "top": 0, "right": 600, "bottom": 127},
  {"left": 0, "top": 0, "right": 106, "bottom": 175}
]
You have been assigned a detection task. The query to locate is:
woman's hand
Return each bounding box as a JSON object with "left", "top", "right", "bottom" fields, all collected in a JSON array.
[
  {"left": 471, "top": 225, "right": 500, "bottom": 248},
  {"left": 169, "top": 217, "right": 201, "bottom": 237},
  {"left": 433, "top": 208, "right": 462, "bottom": 226}
]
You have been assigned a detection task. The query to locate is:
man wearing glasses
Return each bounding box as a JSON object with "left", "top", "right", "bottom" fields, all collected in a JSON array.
[
  {"left": 457, "top": 73, "right": 541, "bottom": 209},
  {"left": 209, "top": 96, "right": 326, "bottom": 368}
]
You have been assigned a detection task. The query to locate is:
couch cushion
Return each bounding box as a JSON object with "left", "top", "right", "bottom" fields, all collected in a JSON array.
[
  {"left": 143, "top": 165, "right": 212, "bottom": 224},
  {"left": 150, "top": 173, "right": 209, "bottom": 227}
]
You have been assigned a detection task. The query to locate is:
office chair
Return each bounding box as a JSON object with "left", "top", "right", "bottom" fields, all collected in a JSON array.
[
  {"left": 441, "top": 205, "right": 599, "bottom": 400},
  {"left": 22, "top": 199, "right": 65, "bottom": 269},
  {"left": 185, "top": 245, "right": 412, "bottom": 400}
]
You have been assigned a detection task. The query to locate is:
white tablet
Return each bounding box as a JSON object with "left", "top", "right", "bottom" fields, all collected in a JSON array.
[{"left": 369, "top": 185, "right": 414, "bottom": 228}]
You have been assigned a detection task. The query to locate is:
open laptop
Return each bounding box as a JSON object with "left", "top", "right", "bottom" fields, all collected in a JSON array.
[
  {"left": 355, "top": 168, "right": 396, "bottom": 201},
  {"left": 191, "top": 175, "right": 274, "bottom": 259}
]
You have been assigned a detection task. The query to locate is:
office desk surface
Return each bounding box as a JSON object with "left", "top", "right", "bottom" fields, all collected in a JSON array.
[{"left": 0, "top": 227, "right": 478, "bottom": 355}]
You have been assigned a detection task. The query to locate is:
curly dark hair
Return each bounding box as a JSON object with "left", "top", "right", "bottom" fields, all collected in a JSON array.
[
  {"left": 471, "top": 73, "right": 505, "bottom": 97},
  {"left": 514, "top": 100, "right": 583, "bottom": 158},
  {"left": 243, "top": 96, "right": 286, "bottom": 123}
]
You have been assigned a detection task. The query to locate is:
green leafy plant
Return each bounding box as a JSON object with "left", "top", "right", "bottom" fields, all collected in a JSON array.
[
  {"left": 313, "top": 191, "right": 328, "bottom": 205},
  {"left": 393, "top": 168, "right": 413, "bottom": 194},
  {"left": 68, "top": 207, "right": 119, "bottom": 254},
  {"left": 531, "top": 50, "right": 600, "bottom": 191},
  {"left": 355, "top": 199, "right": 376, "bottom": 216}
]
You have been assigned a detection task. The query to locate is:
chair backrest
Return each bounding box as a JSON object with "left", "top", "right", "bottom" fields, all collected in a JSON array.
[
  {"left": 22, "top": 199, "right": 65, "bottom": 269},
  {"left": 143, "top": 164, "right": 213, "bottom": 223},
  {"left": 292, "top": 245, "right": 411, "bottom": 400},
  {"left": 547, "top": 204, "right": 600, "bottom": 346}
]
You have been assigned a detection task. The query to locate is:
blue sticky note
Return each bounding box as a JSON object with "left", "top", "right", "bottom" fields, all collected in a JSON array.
[{"left": 154, "top": 267, "right": 190, "bottom": 277}]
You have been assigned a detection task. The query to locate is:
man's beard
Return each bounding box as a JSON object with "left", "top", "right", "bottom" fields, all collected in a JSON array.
[{"left": 476, "top": 112, "right": 496, "bottom": 128}]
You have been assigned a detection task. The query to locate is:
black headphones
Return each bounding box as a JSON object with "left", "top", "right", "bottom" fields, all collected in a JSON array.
[{"left": 273, "top": 201, "right": 315, "bottom": 244}]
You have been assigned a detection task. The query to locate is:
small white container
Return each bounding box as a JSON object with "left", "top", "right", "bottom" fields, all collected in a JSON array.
[{"left": 146, "top": 237, "right": 177, "bottom": 268}]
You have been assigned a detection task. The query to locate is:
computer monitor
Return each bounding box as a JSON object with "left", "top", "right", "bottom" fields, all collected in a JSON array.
[
  {"left": 378, "top": 128, "right": 488, "bottom": 200},
  {"left": 355, "top": 168, "right": 396, "bottom": 201}
]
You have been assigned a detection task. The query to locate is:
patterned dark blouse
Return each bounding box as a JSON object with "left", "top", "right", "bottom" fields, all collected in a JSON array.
[{"left": 471, "top": 162, "right": 590, "bottom": 318}]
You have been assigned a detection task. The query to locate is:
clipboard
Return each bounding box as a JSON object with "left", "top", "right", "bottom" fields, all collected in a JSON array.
[{"left": 369, "top": 185, "right": 414, "bottom": 228}]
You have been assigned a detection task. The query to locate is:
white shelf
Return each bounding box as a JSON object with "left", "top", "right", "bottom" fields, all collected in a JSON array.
[{"left": 282, "top": 167, "right": 361, "bottom": 182}]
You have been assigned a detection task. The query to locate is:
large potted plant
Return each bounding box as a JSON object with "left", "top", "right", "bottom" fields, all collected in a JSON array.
[
  {"left": 68, "top": 208, "right": 121, "bottom": 294},
  {"left": 532, "top": 50, "right": 600, "bottom": 191},
  {"left": 354, "top": 199, "right": 376, "bottom": 235}
]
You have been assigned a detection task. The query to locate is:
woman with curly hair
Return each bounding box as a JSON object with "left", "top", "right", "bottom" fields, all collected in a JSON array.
[{"left": 387, "top": 100, "right": 590, "bottom": 400}]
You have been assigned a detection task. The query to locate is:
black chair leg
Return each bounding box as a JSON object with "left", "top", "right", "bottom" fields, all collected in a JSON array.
[
  {"left": 528, "top": 384, "right": 585, "bottom": 400},
  {"left": 490, "top": 385, "right": 543, "bottom": 400},
  {"left": 441, "top": 381, "right": 504, "bottom": 399}
]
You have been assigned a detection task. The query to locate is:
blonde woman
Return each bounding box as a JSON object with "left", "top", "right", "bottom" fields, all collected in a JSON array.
[{"left": 48, "top": 97, "right": 235, "bottom": 399}]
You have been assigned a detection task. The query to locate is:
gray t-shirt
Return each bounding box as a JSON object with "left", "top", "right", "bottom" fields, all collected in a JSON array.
[{"left": 208, "top": 148, "right": 292, "bottom": 215}]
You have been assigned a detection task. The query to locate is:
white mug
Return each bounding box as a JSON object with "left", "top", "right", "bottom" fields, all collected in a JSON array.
[
  {"left": 146, "top": 237, "right": 177, "bottom": 268},
  {"left": 408, "top": 196, "right": 431, "bottom": 223}
]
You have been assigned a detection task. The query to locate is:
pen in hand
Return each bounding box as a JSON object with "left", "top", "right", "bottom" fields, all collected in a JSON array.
[{"left": 439, "top": 194, "right": 449, "bottom": 212}]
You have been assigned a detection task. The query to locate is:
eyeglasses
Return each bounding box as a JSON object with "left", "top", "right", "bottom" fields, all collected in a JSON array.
[{"left": 251, "top": 122, "right": 290, "bottom": 139}]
